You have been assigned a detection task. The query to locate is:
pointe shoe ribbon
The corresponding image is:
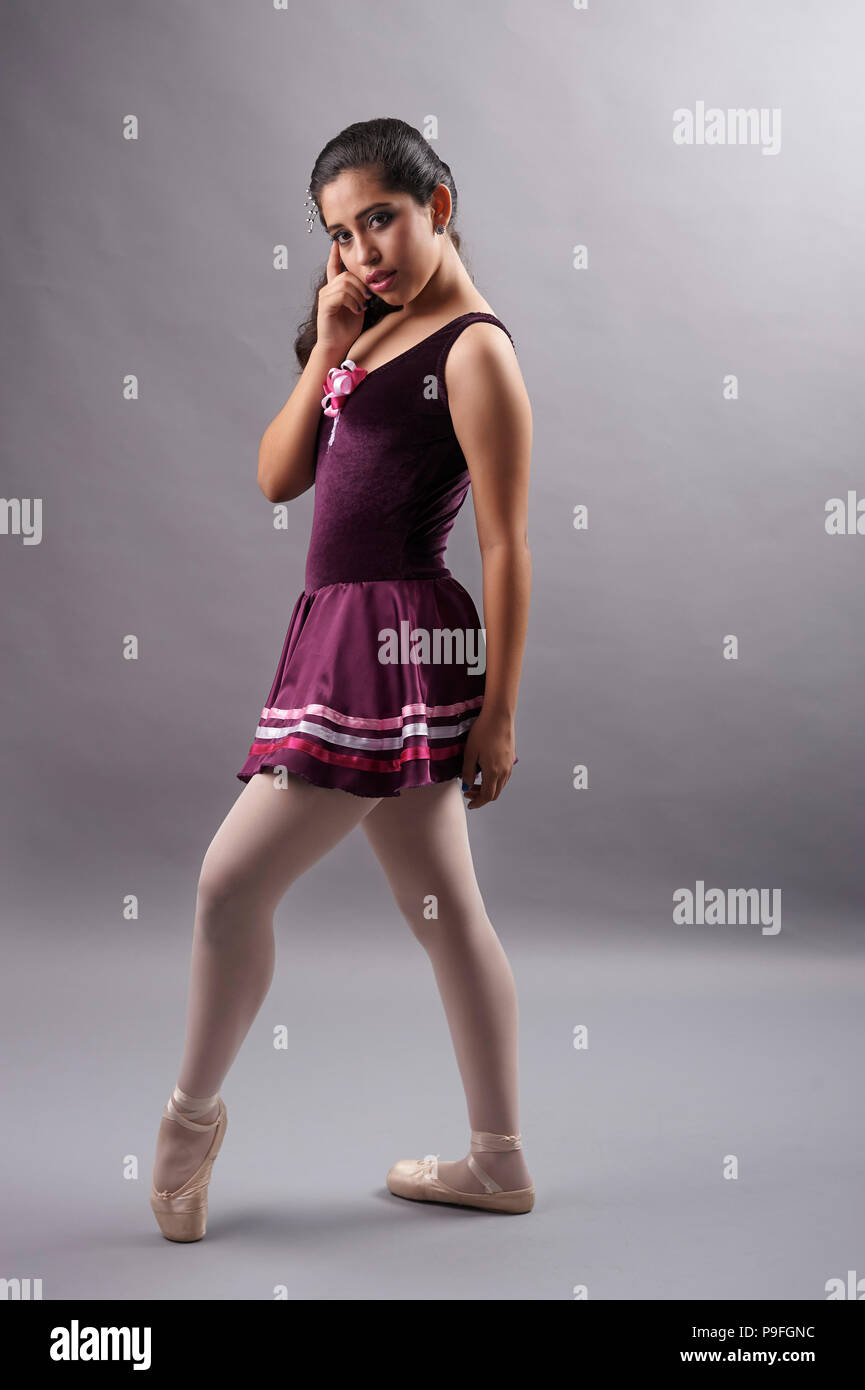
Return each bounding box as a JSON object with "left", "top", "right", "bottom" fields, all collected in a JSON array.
[
  {"left": 150, "top": 1086, "right": 228, "bottom": 1241},
  {"left": 386, "top": 1131, "right": 534, "bottom": 1214}
]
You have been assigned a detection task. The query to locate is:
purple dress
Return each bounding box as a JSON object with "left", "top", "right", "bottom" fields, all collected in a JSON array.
[{"left": 236, "top": 310, "right": 519, "bottom": 797}]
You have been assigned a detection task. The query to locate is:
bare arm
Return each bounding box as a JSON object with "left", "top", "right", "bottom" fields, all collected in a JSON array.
[
  {"left": 258, "top": 240, "right": 371, "bottom": 503},
  {"left": 446, "top": 321, "right": 532, "bottom": 807},
  {"left": 257, "top": 342, "right": 333, "bottom": 503}
]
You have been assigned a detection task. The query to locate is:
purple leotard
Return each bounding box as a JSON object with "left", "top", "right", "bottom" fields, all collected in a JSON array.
[{"left": 237, "top": 311, "right": 519, "bottom": 797}]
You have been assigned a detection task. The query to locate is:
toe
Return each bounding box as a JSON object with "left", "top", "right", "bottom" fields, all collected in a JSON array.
[{"left": 386, "top": 1158, "right": 423, "bottom": 1196}]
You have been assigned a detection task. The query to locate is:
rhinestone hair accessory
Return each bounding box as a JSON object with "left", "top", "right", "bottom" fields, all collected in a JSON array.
[{"left": 305, "top": 186, "right": 318, "bottom": 233}]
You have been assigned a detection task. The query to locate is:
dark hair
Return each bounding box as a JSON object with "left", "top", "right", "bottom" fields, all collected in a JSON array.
[{"left": 294, "top": 117, "right": 466, "bottom": 370}]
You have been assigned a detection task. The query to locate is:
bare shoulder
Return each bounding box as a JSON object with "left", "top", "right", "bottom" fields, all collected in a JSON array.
[
  {"left": 445, "top": 315, "right": 528, "bottom": 402},
  {"left": 450, "top": 314, "right": 515, "bottom": 355}
]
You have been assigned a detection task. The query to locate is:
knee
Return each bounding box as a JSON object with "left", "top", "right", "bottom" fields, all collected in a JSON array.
[
  {"left": 393, "top": 892, "right": 477, "bottom": 952},
  {"left": 386, "top": 890, "right": 429, "bottom": 948},
  {"left": 194, "top": 857, "right": 265, "bottom": 945},
  {"left": 404, "top": 917, "right": 437, "bottom": 952},
  {"left": 402, "top": 890, "right": 497, "bottom": 954}
]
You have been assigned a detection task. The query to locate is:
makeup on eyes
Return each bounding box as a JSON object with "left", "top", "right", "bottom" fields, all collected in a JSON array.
[{"left": 332, "top": 210, "right": 393, "bottom": 245}]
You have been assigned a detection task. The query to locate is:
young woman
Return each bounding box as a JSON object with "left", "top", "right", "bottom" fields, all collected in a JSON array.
[{"left": 149, "top": 117, "right": 533, "bottom": 1240}]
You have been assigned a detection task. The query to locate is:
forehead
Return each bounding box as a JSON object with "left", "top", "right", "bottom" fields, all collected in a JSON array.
[{"left": 319, "top": 168, "right": 399, "bottom": 223}]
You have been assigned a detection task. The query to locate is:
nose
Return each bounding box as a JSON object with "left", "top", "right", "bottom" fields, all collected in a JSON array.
[{"left": 354, "top": 237, "right": 379, "bottom": 268}]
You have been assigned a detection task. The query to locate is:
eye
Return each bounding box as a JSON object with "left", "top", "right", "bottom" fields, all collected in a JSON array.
[{"left": 332, "top": 211, "right": 392, "bottom": 245}]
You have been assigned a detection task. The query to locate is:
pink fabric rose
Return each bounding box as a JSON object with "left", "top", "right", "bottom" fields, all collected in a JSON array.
[
  {"left": 320, "top": 359, "right": 368, "bottom": 446},
  {"left": 321, "top": 359, "right": 368, "bottom": 417}
]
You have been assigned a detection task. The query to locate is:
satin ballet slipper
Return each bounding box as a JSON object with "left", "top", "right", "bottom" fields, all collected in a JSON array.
[
  {"left": 386, "top": 1129, "right": 534, "bottom": 1214},
  {"left": 150, "top": 1086, "right": 227, "bottom": 1242}
]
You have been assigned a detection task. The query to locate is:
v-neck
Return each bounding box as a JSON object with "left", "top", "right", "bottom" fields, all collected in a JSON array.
[{"left": 348, "top": 311, "right": 495, "bottom": 385}]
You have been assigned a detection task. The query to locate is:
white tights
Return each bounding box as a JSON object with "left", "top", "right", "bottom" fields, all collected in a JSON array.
[{"left": 154, "top": 771, "right": 529, "bottom": 1195}]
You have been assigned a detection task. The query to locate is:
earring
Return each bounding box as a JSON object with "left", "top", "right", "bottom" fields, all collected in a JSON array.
[{"left": 434, "top": 223, "right": 446, "bottom": 235}]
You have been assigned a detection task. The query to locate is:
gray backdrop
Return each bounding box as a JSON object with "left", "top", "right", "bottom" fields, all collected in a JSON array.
[{"left": 1, "top": 0, "right": 862, "bottom": 1302}]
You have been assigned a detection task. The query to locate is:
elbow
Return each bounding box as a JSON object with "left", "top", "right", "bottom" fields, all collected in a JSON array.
[
  {"left": 257, "top": 472, "right": 278, "bottom": 504},
  {"left": 257, "top": 432, "right": 314, "bottom": 504},
  {"left": 480, "top": 533, "right": 531, "bottom": 557},
  {"left": 257, "top": 436, "right": 274, "bottom": 501},
  {"left": 257, "top": 469, "right": 299, "bottom": 506},
  {"left": 258, "top": 472, "right": 278, "bottom": 503},
  {"left": 257, "top": 435, "right": 283, "bottom": 503}
]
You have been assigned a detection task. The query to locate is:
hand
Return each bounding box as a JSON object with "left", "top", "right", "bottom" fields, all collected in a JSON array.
[
  {"left": 316, "top": 239, "right": 372, "bottom": 363},
  {"left": 460, "top": 709, "right": 516, "bottom": 809}
]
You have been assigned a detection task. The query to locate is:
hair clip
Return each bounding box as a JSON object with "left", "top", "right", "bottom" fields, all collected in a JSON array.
[{"left": 304, "top": 186, "right": 318, "bottom": 233}]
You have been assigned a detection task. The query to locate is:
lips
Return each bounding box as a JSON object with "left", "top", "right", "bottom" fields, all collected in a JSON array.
[{"left": 366, "top": 269, "right": 396, "bottom": 287}]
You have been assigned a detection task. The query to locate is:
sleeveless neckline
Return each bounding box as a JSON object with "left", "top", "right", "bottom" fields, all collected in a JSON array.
[{"left": 349, "top": 310, "right": 502, "bottom": 384}]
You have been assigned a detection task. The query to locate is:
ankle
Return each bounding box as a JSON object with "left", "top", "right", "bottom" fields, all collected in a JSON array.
[
  {"left": 170, "top": 1085, "right": 220, "bottom": 1126},
  {"left": 173, "top": 1098, "right": 219, "bottom": 1125},
  {"left": 472, "top": 1147, "right": 529, "bottom": 1172},
  {"left": 468, "top": 1139, "right": 532, "bottom": 1189}
]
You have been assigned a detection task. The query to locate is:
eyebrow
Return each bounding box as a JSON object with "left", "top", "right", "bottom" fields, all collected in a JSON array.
[{"left": 322, "top": 201, "right": 394, "bottom": 233}]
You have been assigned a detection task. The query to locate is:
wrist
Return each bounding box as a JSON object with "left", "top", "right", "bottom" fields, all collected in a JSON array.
[
  {"left": 480, "top": 700, "right": 516, "bottom": 722},
  {"left": 308, "top": 341, "right": 338, "bottom": 375}
]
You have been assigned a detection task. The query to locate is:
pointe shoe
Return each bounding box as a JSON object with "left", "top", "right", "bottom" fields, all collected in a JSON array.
[
  {"left": 150, "top": 1086, "right": 227, "bottom": 1242},
  {"left": 386, "top": 1129, "right": 535, "bottom": 1214}
]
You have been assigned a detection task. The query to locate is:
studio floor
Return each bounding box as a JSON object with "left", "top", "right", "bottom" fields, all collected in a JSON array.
[{"left": 2, "top": 918, "right": 861, "bottom": 1301}]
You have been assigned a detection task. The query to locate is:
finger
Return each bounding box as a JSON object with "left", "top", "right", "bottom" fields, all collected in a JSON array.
[
  {"left": 460, "top": 755, "right": 478, "bottom": 795},
  {"left": 470, "top": 768, "right": 493, "bottom": 806},
  {"left": 467, "top": 770, "right": 502, "bottom": 809},
  {"left": 464, "top": 770, "right": 486, "bottom": 807},
  {"left": 344, "top": 275, "right": 373, "bottom": 310},
  {"left": 321, "top": 281, "right": 367, "bottom": 317},
  {"left": 325, "top": 237, "right": 341, "bottom": 282},
  {"left": 342, "top": 287, "right": 368, "bottom": 315},
  {"left": 344, "top": 268, "right": 374, "bottom": 296}
]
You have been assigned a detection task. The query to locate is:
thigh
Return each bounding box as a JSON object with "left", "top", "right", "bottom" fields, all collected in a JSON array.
[
  {"left": 361, "top": 778, "right": 485, "bottom": 921},
  {"left": 199, "top": 771, "right": 382, "bottom": 910}
]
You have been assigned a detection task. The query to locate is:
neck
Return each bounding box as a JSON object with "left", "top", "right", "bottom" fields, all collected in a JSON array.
[{"left": 400, "top": 242, "right": 474, "bottom": 318}]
